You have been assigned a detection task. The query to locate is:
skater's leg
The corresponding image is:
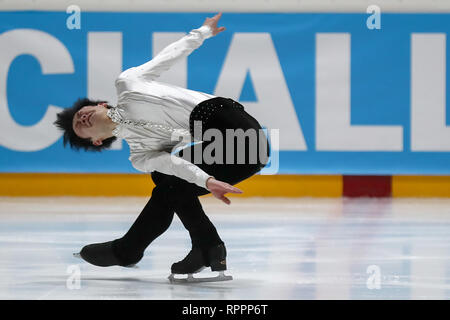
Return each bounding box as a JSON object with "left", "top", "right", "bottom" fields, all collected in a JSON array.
[
  {"left": 152, "top": 172, "right": 224, "bottom": 250},
  {"left": 112, "top": 182, "right": 176, "bottom": 265},
  {"left": 113, "top": 171, "right": 223, "bottom": 267},
  {"left": 79, "top": 181, "right": 175, "bottom": 267}
]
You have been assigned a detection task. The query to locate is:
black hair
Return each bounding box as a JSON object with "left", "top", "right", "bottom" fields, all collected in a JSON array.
[{"left": 53, "top": 98, "right": 117, "bottom": 152}]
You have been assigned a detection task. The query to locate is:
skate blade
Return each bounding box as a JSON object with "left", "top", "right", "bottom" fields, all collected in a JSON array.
[
  {"left": 72, "top": 252, "right": 138, "bottom": 269},
  {"left": 168, "top": 271, "right": 233, "bottom": 283}
]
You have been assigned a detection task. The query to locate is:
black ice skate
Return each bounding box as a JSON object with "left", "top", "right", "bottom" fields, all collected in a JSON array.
[
  {"left": 168, "top": 244, "right": 232, "bottom": 283},
  {"left": 73, "top": 241, "right": 140, "bottom": 268}
]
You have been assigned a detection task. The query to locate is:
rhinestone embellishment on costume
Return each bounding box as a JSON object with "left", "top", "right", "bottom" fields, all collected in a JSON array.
[
  {"left": 107, "top": 107, "right": 189, "bottom": 136},
  {"left": 189, "top": 98, "right": 244, "bottom": 137}
]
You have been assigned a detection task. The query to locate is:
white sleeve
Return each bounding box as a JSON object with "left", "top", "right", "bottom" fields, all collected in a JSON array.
[
  {"left": 129, "top": 150, "right": 213, "bottom": 189},
  {"left": 120, "top": 25, "right": 213, "bottom": 81}
]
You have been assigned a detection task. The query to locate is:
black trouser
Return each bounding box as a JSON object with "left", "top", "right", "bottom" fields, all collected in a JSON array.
[{"left": 113, "top": 97, "right": 270, "bottom": 265}]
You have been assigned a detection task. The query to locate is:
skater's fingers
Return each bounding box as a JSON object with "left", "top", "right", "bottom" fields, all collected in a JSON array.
[
  {"left": 220, "top": 195, "right": 231, "bottom": 205},
  {"left": 227, "top": 185, "right": 243, "bottom": 194},
  {"left": 220, "top": 181, "right": 242, "bottom": 193},
  {"left": 218, "top": 27, "right": 226, "bottom": 33}
]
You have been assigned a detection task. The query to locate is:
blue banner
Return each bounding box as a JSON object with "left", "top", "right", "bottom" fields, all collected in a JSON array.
[{"left": 0, "top": 12, "right": 449, "bottom": 174}]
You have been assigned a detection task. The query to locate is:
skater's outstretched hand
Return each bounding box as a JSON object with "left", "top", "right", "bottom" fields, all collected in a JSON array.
[
  {"left": 203, "top": 12, "right": 226, "bottom": 36},
  {"left": 206, "top": 177, "right": 243, "bottom": 205}
]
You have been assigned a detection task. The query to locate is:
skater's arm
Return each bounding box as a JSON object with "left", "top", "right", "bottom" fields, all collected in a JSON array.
[
  {"left": 129, "top": 150, "right": 242, "bottom": 203},
  {"left": 120, "top": 13, "right": 225, "bottom": 81},
  {"left": 129, "top": 150, "right": 213, "bottom": 190}
]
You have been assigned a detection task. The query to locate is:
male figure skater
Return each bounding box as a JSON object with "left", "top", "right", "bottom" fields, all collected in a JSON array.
[{"left": 54, "top": 13, "right": 269, "bottom": 282}]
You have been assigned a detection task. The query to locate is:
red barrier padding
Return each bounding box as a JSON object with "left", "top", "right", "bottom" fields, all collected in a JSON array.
[{"left": 343, "top": 175, "right": 391, "bottom": 197}]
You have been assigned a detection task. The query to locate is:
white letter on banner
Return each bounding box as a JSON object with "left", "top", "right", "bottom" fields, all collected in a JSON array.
[
  {"left": 315, "top": 33, "right": 403, "bottom": 151},
  {"left": 88, "top": 32, "right": 123, "bottom": 150},
  {"left": 0, "top": 29, "right": 74, "bottom": 151},
  {"left": 214, "top": 33, "right": 306, "bottom": 151},
  {"left": 411, "top": 33, "right": 450, "bottom": 151},
  {"left": 153, "top": 33, "right": 187, "bottom": 87}
]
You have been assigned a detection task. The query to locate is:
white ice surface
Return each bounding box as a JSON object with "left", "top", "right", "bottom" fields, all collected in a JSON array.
[{"left": 1, "top": 196, "right": 450, "bottom": 300}]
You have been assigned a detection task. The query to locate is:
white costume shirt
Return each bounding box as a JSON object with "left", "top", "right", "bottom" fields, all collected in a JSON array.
[{"left": 106, "top": 25, "right": 216, "bottom": 189}]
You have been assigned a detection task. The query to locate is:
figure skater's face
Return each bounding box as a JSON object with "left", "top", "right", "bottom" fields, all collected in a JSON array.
[{"left": 72, "top": 103, "right": 108, "bottom": 145}]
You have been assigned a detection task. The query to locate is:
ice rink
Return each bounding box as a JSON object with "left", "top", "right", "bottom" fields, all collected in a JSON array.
[{"left": 1, "top": 196, "right": 450, "bottom": 300}]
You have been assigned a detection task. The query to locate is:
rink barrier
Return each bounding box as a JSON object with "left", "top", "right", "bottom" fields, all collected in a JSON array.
[
  {"left": 0, "top": 173, "right": 449, "bottom": 197},
  {"left": 392, "top": 176, "right": 450, "bottom": 198},
  {"left": 343, "top": 176, "right": 392, "bottom": 197}
]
